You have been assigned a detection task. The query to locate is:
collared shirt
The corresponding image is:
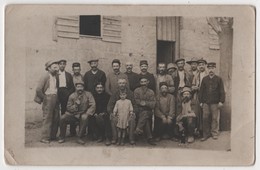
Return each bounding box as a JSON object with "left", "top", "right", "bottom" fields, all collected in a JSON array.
[
  {"left": 105, "top": 71, "right": 129, "bottom": 96},
  {"left": 199, "top": 71, "right": 207, "bottom": 87},
  {"left": 59, "top": 71, "right": 67, "bottom": 87},
  {"left": 178, "top": 70, "right": 185, "bottom": 88},
  {"left": 45, "top": 74, "right": 57, "bottom": 95}
]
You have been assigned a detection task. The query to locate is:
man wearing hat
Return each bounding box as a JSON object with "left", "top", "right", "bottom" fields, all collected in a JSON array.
[
  {"left": 57, "top": 59, "right": 75, "bottom": 115},
  {"left": 105, "top": 59, "right": 129, "bottom": 96},
  {"left": 83, "top": 59, "right": 106, "bottom": 94},
  {"left": 58, "top": 81, "right": 96, "bottom": 145},
  {"left": 191, "top": 58, "right": 208, "bottom": 137},
  {"left": 186, "top": 57, "right": 199, "bottom": 80},
  {"left": 155, "top": 62, "right": 175, "bottom": 95},
  {"left": 125, "top": 61, "right": 140, "bottom": 92},
  {"left": 72, "top": 62, "right": 83, "bottom": 87},
  {"left": 199, "top": 62, "right": 225, "bottom": 141},
  {"left": 167, "top": 63, "right": 177, "bottom": 79},
  {"left": 154, "top": 82, "right": 176, "bottom": 141},
  {"left": 34, "top": 60, "right": 60, "bottom": 143},
  {"left": 134, "top": 76, "right": 156, "bottom": 145},
  {"left": 107, "top": 78, "right": 136, "bottom": 145},
  {"left": 139, "top": 60, "right": 156, "bottom": 92},
  {"left": 176, "top": 86, "right": 196, "bottom": 143}
]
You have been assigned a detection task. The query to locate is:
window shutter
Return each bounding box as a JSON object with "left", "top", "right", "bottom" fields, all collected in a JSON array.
[
  {"left": 53, "top": 16, "right": 79, "bottom": 41},
  {"left": 208, "top": 25, "right": 220, "bottom": 50},
  {"left": 102, "top": 16, "right": 121, "bottom": 43}
]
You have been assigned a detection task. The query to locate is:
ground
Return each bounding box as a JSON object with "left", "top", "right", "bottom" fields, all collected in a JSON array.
[{"left": 25, "top": 121, "right": 231, "bottom": 151}]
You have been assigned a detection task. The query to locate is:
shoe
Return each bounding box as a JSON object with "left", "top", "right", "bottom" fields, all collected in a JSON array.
[
  {"left": 130, "top": 140, "right": 136, "bottom": 145},
  {"left": 162, "top": 134, "right": 169, "bottom": 140},
  {"left": 58, "top": 139, "right": 65, "bottom": 143},
  {"left": 68, "top": 134, "right": 76, "bottom": 137},
  {"left": 155, "top": 137, "right": 161, "bottom": 142},
  {"left": 77, "top": 138, "right": 85, "bottom": 145},
  {"left": 134, "top": 128, "right": 143, "bottom": 135},
  {"left": 200, "top": 137, "right": 208, "bottom": 142},
  {"left": 40, "top": 139, "right": 50, "bottom": 144},
  {"left": 97, "top": 138, "right": 104, "bottom": 143},
  {"left": 212, "top": 136, "right": 218, "bottom": 140},
  {"left": 171, "top": 137, "right": 179, "bottom": 142},
  {"left": 187, "top": 136, "right": 195, "bottom": 143},
  {"left": 105, "top": 139, "right": 111, "bottom": 146},
  {"left": 111, "top": 140, "right": 116, "bottom": 145},
  {"left": 147, "top": 139, "right": 156, "bottom": 146}
]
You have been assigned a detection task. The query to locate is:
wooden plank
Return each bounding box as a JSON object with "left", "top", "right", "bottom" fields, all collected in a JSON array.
[
  {"left": 57, "top": 16, "right": 79, "bottom": 21},
  {"left": 103, "top": 26, "right": 121, "bottom": 32},
  {"left": 57, "top": 31, "right": 79, "bottom": 39},
  {"left": 162, "top": 17, "right": 167, "bottom": 40},
  {"left": 103, "top": 24, "right": 121, "bottom": 30},
  {"left": 171, "top": 17, "right": 176, "bottom": 41},
  {"left": 103, "top": 20, "right": 121, "bottom": 26},
  {"left": 103, "top": 16, "right": 121, "bottom": 21},
  {"left": 57, "top": 19, "right": 79, "bottom": 27},
  {"left": 57, "top": 25, "right": 79, "bottom": 33},
  {"left": 157, "top": 17, "right": 162, "bottom": 40}
]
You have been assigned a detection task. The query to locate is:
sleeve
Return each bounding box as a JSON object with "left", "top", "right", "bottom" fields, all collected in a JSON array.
[
  {"left": 105, "top": 75, "right": 112, "bottom": 96},
  {"left": 35, "top": 75, "right": 46, "bottom": 100},
  {"left": 129, "top": 101, "right": 134, "bottom": 112},
  {"left": 168, "top": 95, "right": 176, "bottom": 118},
  {"left": 66, "top": 94, "right": 78, "bottom": 113},
  {"left": 128, "top": 91, "right": 138, "bottom": 113},
  {"left": 192, "top": 73, "right": 199, "bottom": 87},
  {"left": 154, "top": 97, "right": 165, "bottom": 119},
  {"left": 219, "top": 78, "right": 226, "bottom": 103},
  {"left": 198, "top": 78, "right": 206, "bottom": 103},
  {"left": 151, "top": 74, "right": 156, "bottom": 92},
  {"left": 68, "top": 73, "right": 75, "bottom": 94},
  {"left": 167, "top": 75, "right": 175, "bottom": 93},
  {"left": 83, "top": 72, "right": 88, "bottom": 91},
  {"left": 124, "top": 74, "right": 130, "bottom": 90},
  {"left": 134, "top": 89, "right": 141, "bottom": 106},
  {"left": 107, "top": 94, "right": 117, "bottom": 114},
  {"left": 101, "top": 71, "right": 107, "bottom": 86},
  {"left": 113, "top": 101, "right": 118, "bottom": 114},
  {"left": 145, "top": 91, "right": 156, "bottom": 109},
  {"left": 86, "top": 93, "right": 96, "bottom": 116}
]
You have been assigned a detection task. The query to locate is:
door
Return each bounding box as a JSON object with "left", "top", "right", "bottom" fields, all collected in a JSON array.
[{"left": 157, "top": 40, "right": 175, "bottom": 63}]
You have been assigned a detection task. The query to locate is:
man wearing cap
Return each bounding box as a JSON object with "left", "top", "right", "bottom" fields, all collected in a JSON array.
[
  {"left": 139, "top": 60, "right": 156, "bottom": 93},
  {"left": 83, "top": 59, "right": 106, "bottom": 94},
  {"left": 154, "top": 82, "right": 176, "bottom": 141},
  {"left": 105, "top": 59, "right": 129, "bottom": 96},
  {"left": 167, "top": 63, "right": 177, "bottom": 79},
  {"left": 34, "top": 60, "right": 60, "bottom": 143},
  {"left": 107, "top": 78, "right": 136, "bottom": 145},
  {"left": 191, "top": 58, "right": 208, "bottom": 136},
  {"left": 155, "top": 62, "right": 175, "bottom": 95},
  {"left": 57, "top": 60, "right": 75, "bottom": 115},
  {"left": 134, "top": 76, "right": 156, "bottom": 145},
  {"left": 72, "top": 62, "right": 83, "bottom": 87},
  {"left": 199, "top": 62, "right": 225, "bottom": 141},
  {"left": 186, "top": 57, "right": 199, "bottom": 80},
  {"left": 58, "top": 81, "right": 96, "bottom": 145},
  {"left": 125, "top": 61, "right": 140, "bottom": 92}
]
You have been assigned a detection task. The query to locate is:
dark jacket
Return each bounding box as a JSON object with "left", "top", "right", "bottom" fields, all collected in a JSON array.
[
  {"left": 93, "top": 91, "right": 110, "bottom": 113},
  {"left": 199, "top": 75, "right": 225, "bottom": 104},
  {"left": 57, "top": 71, "right": 75, "bottom": 94},
  {"left": 139, "top": 72, "right": 156, "bottom": 92},
  {"left": 173, "top": 70, "right": 192, "bottom": 93}
]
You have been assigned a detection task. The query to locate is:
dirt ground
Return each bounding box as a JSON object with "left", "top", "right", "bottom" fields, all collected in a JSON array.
[{"left": 25, "top": 121, "right": 231, "bottom": 151}]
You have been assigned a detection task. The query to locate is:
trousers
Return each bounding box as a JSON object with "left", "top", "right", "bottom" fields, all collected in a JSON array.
[
  {"left": 202, "top": 103, "right": 220, "bottom": 138},
  {"left": 154, "top": 116, "right": 176, "bottom": 138},
  {"left": 136, "top": 110, "right": 153, "bottom": 139},
  {"left": 41, "top": 94, "right": 60, "bottom": 140},
  {"left": 94, "top": 112, "right": 112, "bottom": 139}
]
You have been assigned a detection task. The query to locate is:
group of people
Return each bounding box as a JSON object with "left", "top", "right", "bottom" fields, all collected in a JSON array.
[{"left": 34, "top": 56, "right": 225, "bottom": 146}]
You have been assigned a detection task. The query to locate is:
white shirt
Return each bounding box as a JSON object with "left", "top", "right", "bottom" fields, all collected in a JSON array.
[
  {"left": 199, "top": 71, "right": 207, "bottom": 87},
  {"left": 45, "top": 74, "right": 57, "bottom": 95},
  {"left": 59, "top": 70, "right": 67, "bottom": 87},
  {"left": 91, "top": 70, "right": 98, "bottom": 75},
  {"left": 178, "top": 70, "right": 185, "bottom": 88}
]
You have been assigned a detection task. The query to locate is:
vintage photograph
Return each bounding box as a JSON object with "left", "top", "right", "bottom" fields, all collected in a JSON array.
[{"left": 5, "top": 5, "right": 255, "bottom": 166}]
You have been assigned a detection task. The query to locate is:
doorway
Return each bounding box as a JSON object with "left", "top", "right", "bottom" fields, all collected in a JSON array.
[{"left": 157, "top": 40, "right": 175, "bottom": 64}]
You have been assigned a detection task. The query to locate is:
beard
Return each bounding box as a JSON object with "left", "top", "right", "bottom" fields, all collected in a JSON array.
[{"left": 182, "top": 96, "right": 191, "bottom": 103}]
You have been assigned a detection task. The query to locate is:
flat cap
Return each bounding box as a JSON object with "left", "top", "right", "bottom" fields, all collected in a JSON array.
[
  {"left": 159, "top": 82, "right": 168, "bottom": 88},
  {"left": 88, "top": 59, "right": 99, "bottom": 64},
  {"left": 175, "top": 58, "right": 185, "bottom": 64},
  {"left": 197, "top": 58, "right": 207, "bottom": 64},
  {"left": 45, "top": 60, "right": 58, "bottom": 71},
  {"left": 207, "top": 62, "right": 216, "bottom": 68},
  {"left": 72, "top": 62, "right": 80, "bottom": 68},
  {"left": 181, "top": 86, "right": 192, "bottom": 94},
  {"left": 58, "top": 59, "right": 67, "bottom": 64},
  {"left": 167, "top": 63, "right": 177, "bottom": 70},
  {"left": 140, "top": 60, "right": 148, "bottom": 66}
]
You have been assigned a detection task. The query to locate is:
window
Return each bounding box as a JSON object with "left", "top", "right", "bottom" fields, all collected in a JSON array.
[{"left": 79, "top": 15, "right": 101, "bottom": 36}]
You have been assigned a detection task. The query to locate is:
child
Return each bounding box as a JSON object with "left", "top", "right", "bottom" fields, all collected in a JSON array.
[
  {"left": 176, "top": 86, "right": 196, "bottom": 143},
  {"left": 113, "top": 92, "right": 134, "bottom": 145}
]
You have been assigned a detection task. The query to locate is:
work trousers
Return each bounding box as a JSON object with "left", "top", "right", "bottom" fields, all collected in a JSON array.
[
  {"left": 41, "top": 94, "right": 60, "bottom": 140},
  {"left": 202, "top": 103, "right": 220, "bottom": 138},
  {"left": 59, "top": 112, "right": 90, "bottom": 139},
  {"left": 154, "top": 116, "right": 176, "bottom": 138},
  {"left": 136, "top": 110, "right": 153, "bottom": 139},
  {"left": 94, "top": 112, "right": 112, "bottom": 139}
]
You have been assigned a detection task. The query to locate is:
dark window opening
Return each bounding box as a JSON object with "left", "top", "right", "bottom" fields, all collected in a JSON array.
[{"left": 80, "top": 15, "right": 101, "bottom": 36}]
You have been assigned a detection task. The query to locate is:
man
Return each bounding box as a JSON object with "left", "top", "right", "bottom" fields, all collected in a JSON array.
[
  {"left": 34, "top": 60, "right": 60, "bottom": 143},
  {"left": 57, "top": 59, "right": 75, "bottom": 115},
  {"left": 134, "top": 76, "right": 156, "bottom": 145},
  {"left": 186, "top": 57, "right": 199, "bottom": 80},
  {"left": 72, "top": 62, "right": 83, "bottom": 87},
  {"left": 107, "top": 78, "right": 136, "bottom": 145},
  {"left": 191, "top": 58, "right": 208, "bottom": 136},
  {"left": 199, "top": 62, "right": 225, "bottom": 141},
  {"left": 105, "top": 59, "right": 129, "bottom": 96},
  {"left": 83, "top": 59, "right": 106, "bottom": 93},
  {"left": 167, "top": 63, "right": 177, "bottom": 79},
  {"left": 92, "top": 82, "right": 112, "bottom": 146},
  {"left": 155, "top": 62, "right": 175, "bottom": 95},
  {"left": 58, "top": 81, "right": 96, "bottom": 145},
  {"left": 139, "top": 60, "right": 156, "bottom": 93},
  {"left": 124, "top": 61, "right": 140, "bottom": 92},
  {"left": 173, "top": 58, "right": 193, "bottom": 113},
  {"left": 154, "top": 82, "right": 176, "bottom": 141}
]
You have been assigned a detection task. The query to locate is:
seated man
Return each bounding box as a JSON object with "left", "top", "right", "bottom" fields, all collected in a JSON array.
[
  {"left": 92, "top": 82, "right": 112, "bottom": 146},
  {"left": 134, "top": 76, "right": 156, "bottom": 145},
  {"left": 154, "top": 82, "right": 176, "bottom": 141},
  {"left": 107, "top": 78, "right": 136, "bottom": 145},
  {"left": 58, "top": 81, "right": 96, "bottom": 145},
  {"left": 176, "top": 86, "right": 196, "bottom": 143}
]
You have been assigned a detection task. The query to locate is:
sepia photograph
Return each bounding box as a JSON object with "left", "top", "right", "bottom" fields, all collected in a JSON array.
[{"left": 4, "top": 5, "right": 255, "bottom": 166}]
